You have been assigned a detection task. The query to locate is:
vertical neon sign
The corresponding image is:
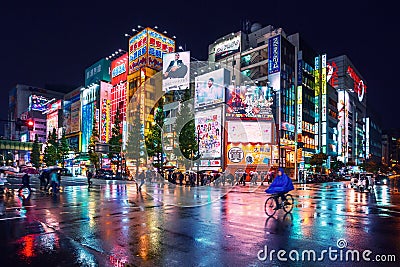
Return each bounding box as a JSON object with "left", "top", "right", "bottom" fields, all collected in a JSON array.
[
  {"left": 321, "top": 54, "right": 327, "bottom": 153},
  {"left": 314, "top": 56, "right": 320, "bottom": 152}
]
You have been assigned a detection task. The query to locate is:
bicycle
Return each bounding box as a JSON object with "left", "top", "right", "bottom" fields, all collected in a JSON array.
[{"left": 264, "top": 192, "right": 294, "bottom": 217}]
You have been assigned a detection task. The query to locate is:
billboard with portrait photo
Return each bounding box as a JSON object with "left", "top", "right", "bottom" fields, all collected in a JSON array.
[
  {"left": 162, "top": 51, "right": 190, "bottom": 91},
  {"left": 195, "top": 68, "right": 229, "bottom": 108}
]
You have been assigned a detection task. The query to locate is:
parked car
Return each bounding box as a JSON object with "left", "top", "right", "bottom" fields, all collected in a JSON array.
[
  {"left": 95, "top": 169, "right": 114, "bottom": 179},
  {"left": 375, "top": 174, "right": 389, "bottom": 185}
]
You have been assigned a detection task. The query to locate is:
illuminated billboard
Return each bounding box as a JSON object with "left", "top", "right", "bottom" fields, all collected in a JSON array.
[
  {"left": 128, "top": 28, "right": 175, "bottom": 74},
  {"left": 100, "top": 82, "right": 112, "bottom": 143},
  {"left": 128, "top": 29, "right": 148, "bottom": 74},
  {"left": 70, "top": 101, "right": 80, "bottom": 133},
  {"left": 337, "top": 90, "right": 350, "bottom": 159},
  {"left": 29, "top": 95, "right": 50, "bottom": 112},
  {"left": 195, "top": 108, "right": 222, "bottom": 158},
  {"left": 227, "top": 121, "right": 272, "bottom": 144},
  {"left": 46, "top": 111, "right": 59, "bottom": 135},
  {"left": 268, "top": 35, "right": 281, "bottom": 74},
  {"left": 147, "top": 28, "right": 175, "bottom": 71},
  {"left": 225, "top": 85, "right": 274, "bottom": 119},
  {"left": 226, "top": 143, "right": 272, "bottom": 165},
  {"left": 162, "top": 51, "right": 190, "bottom": 91},
  {"left": 111, "top": 53, "right": 128, "bottom": 85},
  {"left": 195, "top": 68, "right": 229, "bottom": 108},
  {"left": 85, "top": 58, "right": 111, "bottom": 86},
  {"left": 214, "top": 35, "right": 241, "bottom": 61},
  {"left": 44, "top": 100, "right": 62, "bottom": 114},
  {"left": 81, "top": 103, "right": 94, "bottom": 153}
]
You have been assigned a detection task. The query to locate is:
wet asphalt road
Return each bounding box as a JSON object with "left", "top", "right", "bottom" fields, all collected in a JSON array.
[{"left": 0, "top": 177, "right": 399, "bottom": 267}]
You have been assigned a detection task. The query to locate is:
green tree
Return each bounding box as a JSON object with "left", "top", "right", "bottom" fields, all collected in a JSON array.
[
  {"left": 88, "top": 113, "right": 100, "bottom": 171},
  {"left": 126, "top": 104, "right": 143, "bottom": 178},
  {"left": 174, "top": 89, "right": 199, "bottom": 169},
  {"left": 59, "top": 131, "right": 70, "bottom": 168},
  {"left": 31, "top": 134, "right": 42, "bottom": 168},
  {"left": 43, "top": 130, "right": 58, "bottom": 166},
  {"left": 330, "top": 159, "right": 345, "bottom": 173},
  {"left": 108, "top": 106, "right": 123, "bottom": 174},
  {"left": 145, "top": 99, "right": 164, "bottom": 175},
  {"left": 310, "top": 152, "right": 328, "bottom": 173}
]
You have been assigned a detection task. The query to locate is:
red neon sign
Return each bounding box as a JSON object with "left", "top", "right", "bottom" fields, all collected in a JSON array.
[{"left": 347, "top": 66, "right": 367, "bottom": 101}]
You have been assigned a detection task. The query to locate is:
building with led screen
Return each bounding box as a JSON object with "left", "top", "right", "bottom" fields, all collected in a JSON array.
[
  {"left": 126, "top": 27, "right": 175, "bottom": 168},
  {"left": 327, "top": 55, "right": 367, "bottom": 165}
]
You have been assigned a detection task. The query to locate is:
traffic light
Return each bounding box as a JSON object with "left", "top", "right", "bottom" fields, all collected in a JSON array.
[
  {"left": 15, "top": 118, "right": 24, "bottom": 131},
  {"left": 26, "top": 119, "right": 34, "bottom": 131},
  {"left": 15, "top": 118, "right": 34, "bottom": 131}
]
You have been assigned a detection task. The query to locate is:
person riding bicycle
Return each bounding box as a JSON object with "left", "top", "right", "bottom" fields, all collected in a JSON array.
[{"left": 265, "top": 168, "right": 294, "bottom": 208}]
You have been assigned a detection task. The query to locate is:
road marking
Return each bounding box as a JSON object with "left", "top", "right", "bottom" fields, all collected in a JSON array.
[
  {"left": 6, "top": 205, "right": 36, "bottom": 210},
  {"left": 0, "top": 216, "right": 26, "bottom": 221}
]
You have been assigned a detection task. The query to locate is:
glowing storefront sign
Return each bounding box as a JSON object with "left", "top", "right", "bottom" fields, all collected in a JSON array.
[
  {"left": 321, "top": 54, "right": 327, "bottom": 153},
  {"left": 268, "top": 35, "right": 281, "bottom": 74},
  {"left": 296, "top": 86, "right": 303, "bottom": 134},
  {"left": 214, "top": 35, "right": 241, "bottom": 61},
  {"left": 128, "top": 29, "right": 148, "bottom": 74},
  {"left": 111, "top": 53, "right": 128, "bottom": 85},
  {"left": 226, "top": 143, "right": 271, "bottom": 165}
]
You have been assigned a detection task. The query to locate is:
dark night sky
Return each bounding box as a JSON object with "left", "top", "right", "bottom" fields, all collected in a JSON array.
[{"left": 1, "top": 1, "right": 398, "bottom": 133}]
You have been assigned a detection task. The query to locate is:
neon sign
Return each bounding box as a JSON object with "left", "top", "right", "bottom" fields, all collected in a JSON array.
[
  {"left": 346, "top": 66, "right": 366, "bottom": 102},
  {"left": 327, "top": 61, "right": 338, "bottom": 88}
]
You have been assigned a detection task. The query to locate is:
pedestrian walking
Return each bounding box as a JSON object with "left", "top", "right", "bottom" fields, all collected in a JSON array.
[
  {"left": 242, "top": 172, "right": 247, "bottom": 186},
  {"left": 50, "top": 170, "right": 59, "bottom": 194},
  {"left": 179, "top": 171, "right": 184, "bottom": 186},
  {"left": 138, "top": 170, "right": 145, "bottom": 191},
  {"left": 18, "top": 173, "right": 31, "bottom": 194},
  {"left": 87, "top": 170, "right": 93, "bottom": 187}
]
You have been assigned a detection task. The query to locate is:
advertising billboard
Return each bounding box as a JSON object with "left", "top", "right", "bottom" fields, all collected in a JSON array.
[
  {"left": 81, "top": 103, "right": 94, "bottom": 153},
  {"left": 85, "top": 58, "right": 111, "bottom": 86},
  {"left": 100, "top": 82, "right": 112, "bottom": 143},
  {"left": 162, "top": 51, "right": 190, "bottom": 91},
  {"left": 227, "top": 121, "right": 273, "bottom": 144},
  {"left": 46, "top": 111, "right": 59, "bottom": 135},
  {"left": 44, "top": 99, "right": 62, "bottom": 114},
  {"left": 337, "top": 90, "right": 350, "bottom": 158},
  {"left": 147, "top": 28, "right": 175, "bottom": 71},
  {"left": 70, "top": 100, "right": 80, "bottom": 133},
  {"left": 214, "top": 35, "right": 241, "bottom": 61},
  {"left": 268, "top": 35, "right": 281, "bottom": 74},
  {"left": 128, "top": 29, "right": 148, "bottom": 74},
  {"left": 111, "top": 53, "right": 128, "bottom": 85},
  {"left": 128, "top": 28, "right": 175, "bottom": 74},
  {"left": 226, "top": 85, "right": 274, "bottom": 119},
  {"left": 195, "top": 68, "right": 229, "bottom": 108},
  {"left": 195, "top": 108, "right": 222, "bottom": 159},
  {"left": 226, "top": 143, "right": 272, "bottom": 165},
  {"left": 29, "top": 95, "right": 50, "bottom": 112}
]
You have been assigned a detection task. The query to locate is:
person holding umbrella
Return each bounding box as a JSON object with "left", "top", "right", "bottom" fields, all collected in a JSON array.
[{"left": 18, "top": 173, "right": 31, "bottom": 195}]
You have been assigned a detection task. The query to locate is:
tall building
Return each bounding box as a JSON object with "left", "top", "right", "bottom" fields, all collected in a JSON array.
[
  {"left": 382, "top": 129, "right": 400, "bottom": 166},
  {"left": 110, "top": 53, "right": 128, "bottom": 149},
  {"left": 365, "top": 106, "right": 382, "bottom": 163},
  {"left": 5, "top": 84, "right": 65, "bottom": 142},
  {"left": 81, "top": 58, "right": 112, "bottom": 153},
  {"left": 126, "top": 27, "right": 175, "bottom": 169},
  {"left": 63, "top": 87, "right": 82, "bottom": 151},
  {"left": 327, "top": 55, "right": 367, "bottom": 165}
]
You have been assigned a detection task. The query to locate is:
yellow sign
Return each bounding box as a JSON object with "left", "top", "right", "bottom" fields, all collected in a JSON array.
[{"left": 226, "top": 143, "right": 272, "bottom": 165}]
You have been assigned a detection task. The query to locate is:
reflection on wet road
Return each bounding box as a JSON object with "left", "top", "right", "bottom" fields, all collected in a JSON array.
[{"left": 0, "top": 180, "right": 399, "bottom": 266}]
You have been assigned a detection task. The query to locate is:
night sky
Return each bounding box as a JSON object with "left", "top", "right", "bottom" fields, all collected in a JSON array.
[{"left": 1, "top": 1, "right": 398, "bottom": 134}]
